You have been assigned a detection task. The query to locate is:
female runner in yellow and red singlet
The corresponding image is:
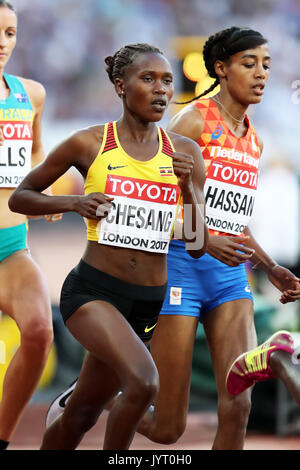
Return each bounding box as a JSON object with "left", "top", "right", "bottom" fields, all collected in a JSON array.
[{"left": 9, "top": 43, "right": 208, "bottom": 450}]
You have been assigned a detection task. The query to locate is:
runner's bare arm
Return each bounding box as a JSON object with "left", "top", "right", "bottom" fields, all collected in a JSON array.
[
  {"left": 19, "top": 78, "right": 46, "bottom": 168},
  {"left": 8, "top": 129, "right": 110, "bottom": 220},
  {"left": 167, "top": 104, "right": 205, "bottom": 141},
  {"left": 244, "top": 226, "right": 300, "bottom": 303},
  {"left": 20, "top": 78, "right": 62, "bottom": 222},
  {"left": 169, "top": 132, "right": 208, "bottom": 258}
]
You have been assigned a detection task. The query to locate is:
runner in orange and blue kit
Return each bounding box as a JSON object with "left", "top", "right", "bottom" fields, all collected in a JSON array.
[
  {"left": 157, "top": 26, "right": 300, "bottom": 450},
  {"left": 163, "top": 97, "right": 259, "bottom": 323}
]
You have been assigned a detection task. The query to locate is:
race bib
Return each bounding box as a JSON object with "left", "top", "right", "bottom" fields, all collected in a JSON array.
[
  {"left": 204, "top": 160, "right": 258, "bottom": 235},
  {"left": 98, "top": 175, "right": 180, "bottom": 253},
  {"left": 0, "top": 121, "right": 33, "bottom": 188}
]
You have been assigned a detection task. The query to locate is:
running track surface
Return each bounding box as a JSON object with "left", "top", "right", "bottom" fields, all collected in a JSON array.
[{"left": 8, "top": 405, "right": 300, "bottom": 450}]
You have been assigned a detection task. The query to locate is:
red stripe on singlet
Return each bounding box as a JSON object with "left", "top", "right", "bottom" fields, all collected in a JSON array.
[
  {"left": 102, "top": 122, "right": 118, "bottom": 154},
  {"left": 160, "top": 128, "right": 173, "bottom": 157}
]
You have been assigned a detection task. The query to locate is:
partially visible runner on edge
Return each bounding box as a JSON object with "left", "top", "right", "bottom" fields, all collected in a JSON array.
[
  {"left": 0, "top": 0, "right": 61, "bottom": 451},
  {"left": 44, "top": 27, "right": 300, "bottom": 451},
  {"left": 9, "top": 43, "right": 208, "bottom": 450}
]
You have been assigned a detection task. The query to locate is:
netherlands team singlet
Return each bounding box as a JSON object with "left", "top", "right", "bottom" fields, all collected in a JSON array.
[
  {"left": 84, "top": 121, "right": 181, "bottom": 254},
  {"left": 195, "top": 97, "right": 261, "bottom": 236},
  {"left": 0, "top": 73, "right": 34, "bottom": 188}
]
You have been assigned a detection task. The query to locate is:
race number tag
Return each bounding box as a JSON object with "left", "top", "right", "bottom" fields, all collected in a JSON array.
[
  {"left": 170, "top": 286, "right": 182, "bottom": 305},
  {"left": 98, "top": 175, "right": 180, "bottom": 253},
  {"left": 0, "top": 121, "right": 33, "bottom": 188},
  {"left": 204, "top": 160, "right": 258, "bottom": 235}
]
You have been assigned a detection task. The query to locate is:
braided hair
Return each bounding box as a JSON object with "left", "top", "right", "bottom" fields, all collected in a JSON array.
[
  {"left": 0, "top": 0, "right": 16, "bottom": 13},
  {"left": 178, "top": 27, "right": 267, "bottom": 104},
  {"left": 105, "top": 43, "right": 163, "bottom": 85}
]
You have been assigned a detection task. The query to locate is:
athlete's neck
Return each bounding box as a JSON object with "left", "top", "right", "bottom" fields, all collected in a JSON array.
[
  {"left": 117, "top": 115, "right": 158, "bottom": 143},
  {"left": 0, "top": 71, "right": 10, "bottom": 100},
  {"left": 213, "top": 93, "right": 249, "bottom": 136},
  {"left": 214, "top": 92, "right": 248, "bottom": 124}
]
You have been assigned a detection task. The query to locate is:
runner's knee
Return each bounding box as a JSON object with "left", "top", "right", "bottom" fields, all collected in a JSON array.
[
  {"left": 123, "top": 367, "right": 159, "bottom": 408},
  {"left": 218, "top": 394, "right": 251, "bottom": 431},
  {"left": 150, "top": 418, "right": 186, "bottom": 444},
  {"left": 20, "top": 317, "right": 53, "bottom": 357}
]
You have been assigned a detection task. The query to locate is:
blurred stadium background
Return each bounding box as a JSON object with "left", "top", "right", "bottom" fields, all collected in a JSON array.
[{"left": 1, "top": 0, "right": 300, "bottom": 449}]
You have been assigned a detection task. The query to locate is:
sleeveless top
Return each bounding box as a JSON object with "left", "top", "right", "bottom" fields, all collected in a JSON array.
[
  {"left": 195, "top": 97, "right": 261, "bottom": 236},
  {"left": 0, "top": 73, "right": 34, "bottom": 188},
  {"left": 84, "top": 121, "right": 181, "bottom": 254}
]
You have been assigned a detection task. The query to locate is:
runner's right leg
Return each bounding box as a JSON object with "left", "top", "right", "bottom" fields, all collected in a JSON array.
[
  {"left": 41, "top": 300, "right": 158, "bottom": 450},
  {"left": 0, "top": 252, "right": 53, "bottom": 442}
]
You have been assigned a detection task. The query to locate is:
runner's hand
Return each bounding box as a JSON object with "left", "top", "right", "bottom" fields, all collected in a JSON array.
[
  {"left": 44, "top": 214, "right": 63, "bottom": 223},
  {"left": 267, "top": 265, "right": 300, "bottom": 303},
  {"left": 74, "top": 192, "right": 114, "bottom": 220},
  {"left": 207, "top": 235, "right": 255, "bottom": 267},
  {"left": 173, "top": 151, "right": 194, "bottom": 191}
]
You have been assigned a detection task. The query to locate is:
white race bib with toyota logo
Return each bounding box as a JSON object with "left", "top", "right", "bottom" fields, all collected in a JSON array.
[
  {"left": 0, "top": 120, "right": 33, "bottom": 188},
  {"left": 98, "top": 174, "right": 181, "bottom": 253},
  {"left": 204, "top": 160, "right": 258, "bottom": 235}
]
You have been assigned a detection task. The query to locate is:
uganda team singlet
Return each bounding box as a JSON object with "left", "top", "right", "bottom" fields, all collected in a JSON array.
[
  {"left": 195, "top": 98, "right": 261, "bottom": 236},
  {"left": 84, "top": 122, "right": 181, "bottom": 254},
  {"left": 0, "top": 74, "right": 33, "bottom": 188}
]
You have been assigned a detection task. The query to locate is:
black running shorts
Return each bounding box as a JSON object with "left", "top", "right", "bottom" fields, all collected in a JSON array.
[{"left": 60, "top": 259, "right": 167, "bottom": 342}]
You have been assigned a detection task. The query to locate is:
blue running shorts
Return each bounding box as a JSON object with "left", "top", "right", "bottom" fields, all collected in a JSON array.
[{"left": 160, "top": 239, "right": 253, "bottom": 323}]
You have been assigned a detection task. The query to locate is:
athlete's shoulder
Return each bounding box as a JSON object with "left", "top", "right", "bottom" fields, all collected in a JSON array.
[
  {"left": 247, "top": 118, "right": 263, "bottom": 154},
  {"left": 167, "top": 101, "right": 204, "bottom": 141},
  {"left": 66, "top": 124, "right": 105, "bottom": 154},
  {"left": 47, "top": 124, "right": 106, "bottom": 170},
  {"left": 165, "top": 128, "right": 203, "bottom": 157},
  {"left": 256, "top": 132, "right": 263, "bottom": 154},
  {"left": 16, "top": 76, "right": 46, "bottom": 109},
  {"left": 84, "top": 124, "right": 106, "bottom": 144}
]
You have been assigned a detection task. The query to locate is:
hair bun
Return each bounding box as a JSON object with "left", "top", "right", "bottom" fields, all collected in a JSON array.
[{"left": 104, "top": 56, "right": 115, "bottom": 67}]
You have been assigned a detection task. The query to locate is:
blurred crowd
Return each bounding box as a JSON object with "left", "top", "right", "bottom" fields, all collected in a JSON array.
[
  {"left": 5, "top": 1, "right": 299, "bottom": 138},
  {"left": 7, "top": 0, "right": 176, "bottom": 122}
]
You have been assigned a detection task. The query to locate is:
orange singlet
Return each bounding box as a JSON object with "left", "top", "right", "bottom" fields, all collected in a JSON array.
[{"left": 195, "top": 97, "right": 261, "bottom": 236}]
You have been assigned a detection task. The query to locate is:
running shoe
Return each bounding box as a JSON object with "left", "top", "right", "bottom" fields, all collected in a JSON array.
[
  {"left": 45, "top": 379, "right": 78, "bottom": 428},
  {"left": 226, "top": 330, "right": 295, "bottom": 396}
]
